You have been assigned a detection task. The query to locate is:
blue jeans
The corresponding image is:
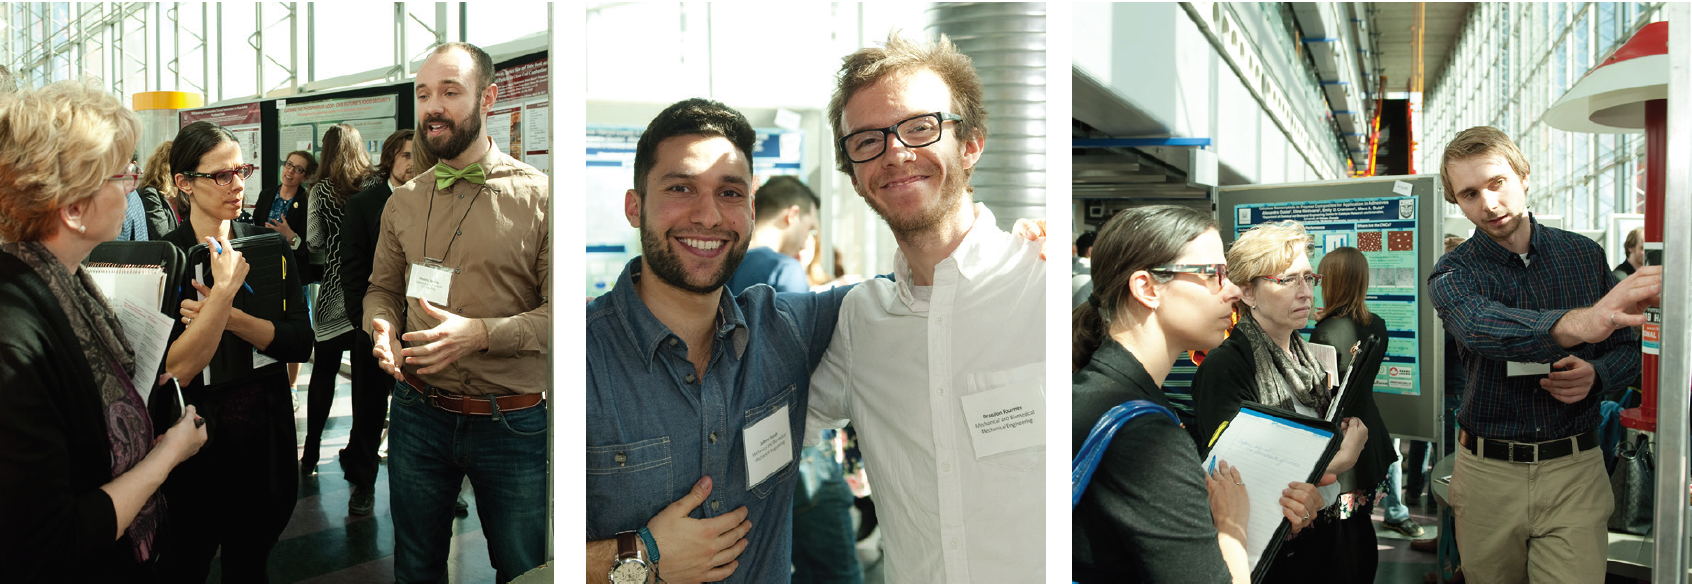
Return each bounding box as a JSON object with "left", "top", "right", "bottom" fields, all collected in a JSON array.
[
  {"left": 388, "top": 381, "right": 548, "bottom": 583},
  {"left": 790, "top": 440, "right": 863, "bottom": 583},
  {"left": 1381, "top": 438, "right": 1410, "bottom": 523}
]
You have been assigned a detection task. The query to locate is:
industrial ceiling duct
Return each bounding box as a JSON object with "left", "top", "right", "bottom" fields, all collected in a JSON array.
[{"left": 927, "top": 2, "right": 1047, "bottom": 230}]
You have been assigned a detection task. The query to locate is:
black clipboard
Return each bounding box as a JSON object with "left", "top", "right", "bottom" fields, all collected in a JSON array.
[
  {"left": 182, "top": 232, "right": 291, "bottom": 386},
  {"left": 1205, "top": 401, "right": 1341, "bottom": 583},
  {"left": 1323, "top": 334, "right": 1384, "bottom": 423}
]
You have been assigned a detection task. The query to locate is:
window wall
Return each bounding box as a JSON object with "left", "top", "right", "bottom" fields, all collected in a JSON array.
[{"left": 1422, "top": 2, "right": 1662, "bottom": 232}]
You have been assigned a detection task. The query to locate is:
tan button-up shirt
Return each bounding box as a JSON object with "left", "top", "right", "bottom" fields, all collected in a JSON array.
[{"left": 364, "top": 137, "right": 550, "bottom": 396}]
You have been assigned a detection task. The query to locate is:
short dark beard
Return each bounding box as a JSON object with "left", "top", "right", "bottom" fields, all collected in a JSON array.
[
  {"left": 424, "top": 104, "right": 485, "bottom": 162},
  {"left": 639, "top": 203, "right": 747, "bottom": 294}
]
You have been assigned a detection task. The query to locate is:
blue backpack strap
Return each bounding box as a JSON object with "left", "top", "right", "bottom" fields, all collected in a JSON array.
[{"left": 1073, "top": 399, "right": 1179, "bottom": 508}]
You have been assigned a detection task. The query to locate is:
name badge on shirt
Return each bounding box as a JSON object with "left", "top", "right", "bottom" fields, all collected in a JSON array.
[
  {"left": 743, "top": 405, "right": 794, "bottom": 490},
  {"left": 959, "top": 383, "right": 1045, "bottom": 459},
  {"left": 407, "top": 262, "right": 455, "bottom": 307},
  {"left": 1507, "top": 361, "right": 1552, "bottom": 377}
]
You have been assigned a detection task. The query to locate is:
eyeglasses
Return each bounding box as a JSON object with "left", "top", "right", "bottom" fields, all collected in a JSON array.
[
  {"left": 107, "top": 164, "right": 140, "bottom": 192},
  {"left": 1255, "top": 273, "right": 1323, "bottom": 288},
  {"left": 838, "top": 112, "right": 963, "bottom": 164},
  {"left": 1148, "top": 263, "right": 1230, "bottom": 293},
  {"left": 282, "top": 161, "right": 307, "bottom": 174},
  {"left": 182, "top": 164, "right": 257, "bottom": 186}
]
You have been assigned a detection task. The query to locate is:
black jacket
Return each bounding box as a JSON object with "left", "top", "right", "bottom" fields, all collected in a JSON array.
[
  {"left": 339, "top": 178, "right": 395, "bottom": 332},
  {"left": 138, "top": 186, "right": 180, "bottom": 241},
  {"left": 0, "top": 250, "right": 150, "bottom": 581},
  {"left": 1072, "top": 340, "right": 1232, "bottom": 584}
]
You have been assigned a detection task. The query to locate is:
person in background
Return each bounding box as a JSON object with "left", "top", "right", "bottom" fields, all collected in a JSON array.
[
  {"left": 338, "top": 127, "right": 415, "bottom": 516},
  {"left": 1191, "top": 220, "right": 1377, "bottom": 583},
  {"left": 253, "top": 148, "right": 317, "bottom": 402},
  {"left": 1308, "top": 246, "right": 1417, "bottom": 540},
  {"left": 726, "top": 174, "right": 862, "bottom": 584},
  {"left": 298, "top": 123, "right": 369, "bottom": 479},
  {"left": 1613, "top": 226, "right": 1644, "bottom": 282},
  {"left": 1072, "top": 205, "right": 1327, "bottom": 583},
  {"left": 156, "top": 120, "right": 313, "bottom": 583},
  {"left": 0, "top": 79, "right": 207, "bottom": 583},
  {"left": 137, "top": 140, "right": 182, "bottom": 242},
  {"left": 1073, "top": 229, "right": 1096, "bottom": 309},
  {"left": 115, "top": 155, "right": 147, "bottom": 241}
]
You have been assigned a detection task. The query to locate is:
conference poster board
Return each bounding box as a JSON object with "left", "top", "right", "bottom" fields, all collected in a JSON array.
[
  {"left": 278, "top": 95, "right": 398, "bottom": 169},
  {"left": 491, "top": 56, "right": 550, "bottom": 175},
  {"left": 1218, "top": 175, "right": 1445, "bottom": 443},
  {"left": 179, "top": 103, "right": 265, "bottom": 218}
]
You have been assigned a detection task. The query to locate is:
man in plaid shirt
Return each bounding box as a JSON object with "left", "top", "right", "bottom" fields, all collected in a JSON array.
[{"left": 1428, "top": 126, "right": 1662, "bottom": 583}]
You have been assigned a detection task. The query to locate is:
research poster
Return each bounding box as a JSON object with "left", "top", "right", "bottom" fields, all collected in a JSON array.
[
  {"left": 493, "top": 57, "right": 549, "bottom": 175},
  {"left": 1235, "top": 196, "right": 1422, "bottom": 396},
  {"left": 278, "top": 94, "right": 398, "bottom": 165}
]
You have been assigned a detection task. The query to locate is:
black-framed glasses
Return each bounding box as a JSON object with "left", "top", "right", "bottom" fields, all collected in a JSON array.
[
  {"left": 182, "top": 164, "right": 257, "bottom": 186},
  {"left": 1148, "top": 263, "right": 1230, "bottom": 293},
  {"left": 838, "top": 112, "right": 963, "bottom": 164},
  {"left": 1255, "top": 273, "right": 1323, "bottom": 288},
  {"left": 281, "top": 160, "right": 307, "bottom": 174}
]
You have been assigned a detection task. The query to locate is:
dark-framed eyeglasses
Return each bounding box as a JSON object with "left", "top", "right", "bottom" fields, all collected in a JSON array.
[
  {"left": 182, "top": 164, "right": 257, "bottom": 186},
  {"left": 838, "top": 112, "right": 963, "bottom": 164},
  {"left": 1255, "top": 272, "right": 1323, "bottom": 288},
  {"left": 281, "top": 160, "right": 308, "bottom": 174},
  {"left": 1148, "top": 263, "right": 1230, "bottom": 293}
]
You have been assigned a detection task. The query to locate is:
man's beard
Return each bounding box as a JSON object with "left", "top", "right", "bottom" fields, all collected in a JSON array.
[
  {"left": 640, "top": 208, "right": 747, "bottom": 295},
  {"left": 858, "top": 151, "right": 970, "bottom": 240},
  {"left": 424, "top": 107, "right": 484, "bottom": 162}
]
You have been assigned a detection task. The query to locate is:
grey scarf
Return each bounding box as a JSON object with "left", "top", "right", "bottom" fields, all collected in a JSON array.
[
  {"left": 1233, "top": 311, "right": 1331, "bottom": 414},
  {"left": 3, "top": 241, "right": 162, "bottom": 561}
]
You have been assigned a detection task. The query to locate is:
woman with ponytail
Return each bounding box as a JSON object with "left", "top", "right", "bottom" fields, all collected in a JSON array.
[{"left": 1072, "top": 205, "right": 1322, "bottom": 583}]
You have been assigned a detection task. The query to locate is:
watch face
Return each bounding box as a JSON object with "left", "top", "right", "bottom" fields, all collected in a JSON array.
[{"left": 610, "top": 559, "right": 647, "bottom": 584}]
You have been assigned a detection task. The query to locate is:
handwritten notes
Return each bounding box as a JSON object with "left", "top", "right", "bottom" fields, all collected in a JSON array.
[{"left": 1202, "top": 407, "right": 1335, "bottom": 573}]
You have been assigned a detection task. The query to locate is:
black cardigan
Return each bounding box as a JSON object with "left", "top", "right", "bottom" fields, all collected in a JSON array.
[
  {"left": 1191, "top": 328, "right": 1397, "bottom": 492},
  {"left": 338, "top": 178, "right": 394, "bottom": 332},
  {"left": 0, "top": 251, "right": 148, "bottom": 581},
  {"left": 250, "top": 184, "right": 319, "bottom": 282},
  {"left": 1072, "top": 340, "right": 1232, "bottom": 584}
]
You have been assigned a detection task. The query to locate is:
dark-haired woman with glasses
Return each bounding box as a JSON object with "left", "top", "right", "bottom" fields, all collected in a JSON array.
[
  {"left": 1072, "top": 206, "right": 1324, "bottom": 583},
  {"left": 157, "top": 120, "right": 313, "bottom": 583},
  {"left": 1191, "top": 220, "right": 1382, "bottom": 583}
]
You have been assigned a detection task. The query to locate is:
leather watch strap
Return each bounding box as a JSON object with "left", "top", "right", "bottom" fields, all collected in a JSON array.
[{"left": 617, "top": 531, "right": 640, "bottom": 561}]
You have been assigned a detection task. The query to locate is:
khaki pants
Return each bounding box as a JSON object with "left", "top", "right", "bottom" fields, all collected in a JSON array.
[{"left": 1448, "top": 437, "right": 1614, "bottom": 583}]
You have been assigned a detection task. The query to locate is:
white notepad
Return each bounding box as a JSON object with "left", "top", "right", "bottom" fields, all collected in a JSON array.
[
  {"left": 1202, "top": 406, "right": 1337, "bottom": 576},
  {"left": 86, "top": 264, "right": 172, "bottom": 403}
]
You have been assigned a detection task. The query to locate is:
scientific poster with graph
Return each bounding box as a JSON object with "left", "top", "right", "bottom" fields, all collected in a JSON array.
[{"left": 1233, "top": 195, "right": 1422, "bottom": 396}]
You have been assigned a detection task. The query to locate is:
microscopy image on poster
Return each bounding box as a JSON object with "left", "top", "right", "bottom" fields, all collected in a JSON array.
[{"left": 1236, "top": 196, "right": 1422, "bottom": 396}]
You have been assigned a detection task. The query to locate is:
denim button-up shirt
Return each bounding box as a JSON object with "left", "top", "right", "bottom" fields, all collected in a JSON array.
[{"left": 586, "top": 258, "right": 849, "bottom": 583}]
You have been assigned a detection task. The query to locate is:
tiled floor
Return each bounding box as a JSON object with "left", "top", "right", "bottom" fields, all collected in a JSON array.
[
  {"left": 201, "top": 360, "right": 495, "bottom": 583},
  {"left": 1372, "top": 495, "right": 1443, "bottom": 584}
]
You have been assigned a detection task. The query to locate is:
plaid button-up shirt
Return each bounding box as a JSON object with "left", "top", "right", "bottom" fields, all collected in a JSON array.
[{"left": 1428, "top": 214, "right": 1639, "bottom": 442}]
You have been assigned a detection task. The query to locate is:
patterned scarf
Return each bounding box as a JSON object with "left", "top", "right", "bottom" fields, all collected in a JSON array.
[
  {"left": 1233, "top": 311, "right": 1331, "bottom": 414},
  {"left": 3, "top": 241, "right": 162, "bottom": 561}
]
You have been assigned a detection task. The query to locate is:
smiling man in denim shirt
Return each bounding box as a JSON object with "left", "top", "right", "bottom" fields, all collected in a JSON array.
[{"left": 585, "top": 99, "right": 852, "bottom": 583}]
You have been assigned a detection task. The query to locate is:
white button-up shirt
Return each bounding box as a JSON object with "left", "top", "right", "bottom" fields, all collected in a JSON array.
[{"left": 807, "top": 203, "right": 1046, "bottom": 583}]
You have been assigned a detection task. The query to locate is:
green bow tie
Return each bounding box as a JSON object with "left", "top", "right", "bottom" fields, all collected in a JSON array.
[{"left": 434, "top": 163, "right": 486, "bottom": 190}]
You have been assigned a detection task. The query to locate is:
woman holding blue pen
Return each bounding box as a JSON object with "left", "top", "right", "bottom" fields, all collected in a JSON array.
[{"left": 157, "top": 120, "right": 313, "bottom": 583}]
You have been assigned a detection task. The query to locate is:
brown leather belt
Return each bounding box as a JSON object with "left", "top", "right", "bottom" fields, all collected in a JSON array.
[
  {"left": 402, "top": 373, "right": 544, "bottom": 416},
  {"left": 1459, "top": 429, "right": 1597, "bottom": 464}
]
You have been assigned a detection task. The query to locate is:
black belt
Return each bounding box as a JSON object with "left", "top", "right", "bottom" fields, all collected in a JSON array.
[{"left": 1459, "top": 429, "right": 1598, "bottom": 463}]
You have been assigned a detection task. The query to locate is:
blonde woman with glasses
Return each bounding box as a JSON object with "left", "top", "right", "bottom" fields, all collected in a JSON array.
[{"left": 1191, "top": 220, "right": 1380, "bottom": 583}]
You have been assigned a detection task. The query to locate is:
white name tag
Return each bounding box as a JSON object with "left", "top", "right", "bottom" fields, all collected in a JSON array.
[
  {"left": 406, "top": 263, "right": 454, "bottom": 307},
  {"left": 743, "top": 405, "right": 794, "bottom": 490},
  {"left": 253, "top": 348, "right": 278, "bottom": 369},
  {"left": 1507, "top": 361, "right": 1552, "bottom": 377},
  {"left": 959, "top": 383, "right": 1045, "bottom": 458}
]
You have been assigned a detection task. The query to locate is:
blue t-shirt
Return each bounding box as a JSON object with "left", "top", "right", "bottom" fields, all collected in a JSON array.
[
  {"left": 585, "top": 258, "right": 850, "bottom": 583},
  {"left": 267, "top": 192, "right": 294, "bottom": 225},
  {"left": 727, "top": 246, "right": 810, "bottom": 295}
]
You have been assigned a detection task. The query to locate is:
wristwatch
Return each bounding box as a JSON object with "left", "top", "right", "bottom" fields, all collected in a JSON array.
[
  {"left": 288, "top": 234, "right": 302, "bottom": 249},
  {"left": 608, "top": 531, "right": 649, "bottom": 584}
]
